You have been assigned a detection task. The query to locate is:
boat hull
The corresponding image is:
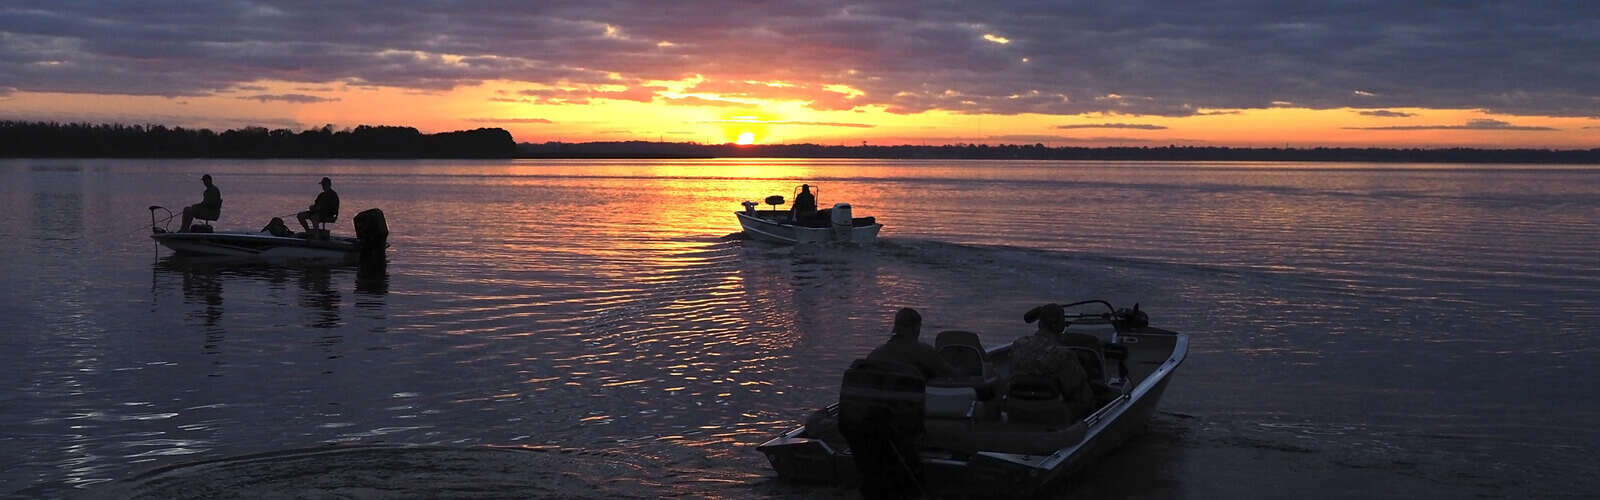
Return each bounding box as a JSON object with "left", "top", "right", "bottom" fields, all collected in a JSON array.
[
  {"left": 735, "top": 210, "right": 882, "bottom": 244},
  {"left": 758, "top": 328, "right": 1188, "bottom": 497},
  {"left": 151, "top": 231, "right": 373, "bottom": 263}
]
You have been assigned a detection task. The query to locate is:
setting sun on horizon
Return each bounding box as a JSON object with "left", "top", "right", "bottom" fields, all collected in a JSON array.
[{"left": 2, "top": 3, "right": 1596, "bottom": 150}]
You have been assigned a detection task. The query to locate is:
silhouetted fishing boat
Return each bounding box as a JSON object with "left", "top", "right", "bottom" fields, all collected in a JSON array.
[
  {"left": 148, "top": 206, "right": 389, "bottom": 263},
  {"left": 736, "top": 185, "right": 882, "bottom": 244},
  {"left": 758, "top": 300, "right": 1188, "bottom": 498}
]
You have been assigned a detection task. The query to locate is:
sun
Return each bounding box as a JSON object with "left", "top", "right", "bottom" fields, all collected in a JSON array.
[{"left": 736, "top": 132, "right": 756, "bottom": 145}]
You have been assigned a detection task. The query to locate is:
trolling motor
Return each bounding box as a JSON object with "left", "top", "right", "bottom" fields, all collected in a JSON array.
[
  {"left": 1113, "top": 303, "right": 1149, "bottom": 330},
  {"left": 148, "top": 205, "right": 173, "bottom": 234}
]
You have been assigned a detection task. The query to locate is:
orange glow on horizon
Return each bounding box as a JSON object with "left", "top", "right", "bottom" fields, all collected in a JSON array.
[{"left": 3, "top": 78, "right": 1596, "bottom": 150}]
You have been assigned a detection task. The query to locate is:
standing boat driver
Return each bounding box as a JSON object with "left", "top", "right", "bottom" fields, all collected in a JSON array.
[
  {"left": 867, "top": 308, "right": 960, "bottom": 380},
  {"left": 297, "top": 177, "right": 341, "bottom": 232},
  {"left": 179, "top": 174, "right": 222, "bottom": 232},
  {"left": 791, "top": 184, "right": 818, "bottom": 221},
  {"left": 840, "top": 308, "right": 958, "bottom": 499}
]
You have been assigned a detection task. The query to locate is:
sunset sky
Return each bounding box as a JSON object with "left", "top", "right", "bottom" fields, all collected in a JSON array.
[{"left": 3, "top": 1, "right": 1597, "bottom": 148}]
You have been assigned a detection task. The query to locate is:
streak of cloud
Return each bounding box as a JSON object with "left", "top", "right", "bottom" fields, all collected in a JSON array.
[
  {"left": 240, "top": 94, "right": 340, "bottom": 104},
  {"left": 701, "top": 119, "right": 875, "bottom": 128},
  {"left": 1057, "top": 123, "right": 1168, "bottom": 130},
  {"left": 468, "top": 118, "right": 555, "bottom": 124},
  {"left": 1343, "top": 119, "right": 1558, "bottom": 131},
  {"left": 1359, "top": 110, "right": 1416, "bottom": 118},
  {"left": 987, "top": 135, "right": 1162, "bottom": 144}
]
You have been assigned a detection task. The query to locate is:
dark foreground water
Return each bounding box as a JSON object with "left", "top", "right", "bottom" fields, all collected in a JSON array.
[{"left": 2, "top": 158, "right": 1597, "bottom": 499}]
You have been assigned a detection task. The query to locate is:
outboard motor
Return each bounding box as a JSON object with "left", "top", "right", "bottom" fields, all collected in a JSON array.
[
  {"left": 353, "top": 208, "right": 389, "bottom": 257},
  {"left": 830, "top": 202, "right": 854, "bottom": 242}
]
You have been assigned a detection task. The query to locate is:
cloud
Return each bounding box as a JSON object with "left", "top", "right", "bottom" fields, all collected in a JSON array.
[
  {"left": 239, "top": 94, "right": 340, "bottom": 104},
  {"left": 861, "top": 134, "right": 1162, "bottom": 145},
  {"left": 662, "top": 95, "right": 749, "bottom": 108},
  {"left": 986, "top": 134, "right": 1162, "bottom": 144},
  {"left": 516, "top": 85, "right": 664, "bottom": 105},
  {"left": 467, "top": 117, "right": 554, "bottom": 124},
  {"left": 1358, "top": 110, "right": 1416, "bottom": 118},
  {"left": 1057, "top": 123, "right": 1168, "bottom": 130},
  {"left": 2, "top": 2, "right": 1598, "bottom": 117},
  {"left": 700, "top": 119, "right": 874, "bottom": 128},
  {"left": 1344, "top": 119, "right": 1558, "bottom": 131}
]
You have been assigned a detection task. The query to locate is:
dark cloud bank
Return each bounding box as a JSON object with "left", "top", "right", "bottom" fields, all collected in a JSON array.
[{"left": 2, "top": 1, "right": 1598, "bottom": 118}]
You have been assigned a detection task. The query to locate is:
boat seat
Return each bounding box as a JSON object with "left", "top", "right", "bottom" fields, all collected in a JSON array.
[
  {"left": 924, "top": 381, "right": 979, "bottom": 420},
  {"left": 935, "top": 330, "right": 993, "bottom": 380},
  {"left": 1064, "top": 345, "right": 1121, "bottom": 403},
  {"left": 922, "top": 382, "right": 980, "bottom": 440},
  {"left": 190, "top": 217, "right": 215, "bottom": 233},
  {"left": 312, "top": 214, "right": 337, "bottom": 230},
  {"left": 939, "top": 344, "right": 989, "bottom": 378},
  {"left": 1000, "top": 374, "right": 1075, "bottom": 425}
]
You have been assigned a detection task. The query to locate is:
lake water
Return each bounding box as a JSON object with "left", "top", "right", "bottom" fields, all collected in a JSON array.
[{"left": 2, "top": 158, "right": 1598, "bottom": 499}]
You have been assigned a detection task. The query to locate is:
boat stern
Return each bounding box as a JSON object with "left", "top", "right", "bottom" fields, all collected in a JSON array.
[{"left": 757, "top": 432, "right": 854, "bottom": 484}]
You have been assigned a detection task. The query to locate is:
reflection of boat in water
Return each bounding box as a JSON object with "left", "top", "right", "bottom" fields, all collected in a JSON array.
[
  {"left": 149, "top": 206, "right": 389, "bottom": 263},
  {"left": 757, "top": 300, "right": 1189, "bottom": 498},
  {"left": 152, "top": 251, "right": 388, "bottom": 333},
  {"left": 736, "top": 186, "right": 882, "bottom": 244}
]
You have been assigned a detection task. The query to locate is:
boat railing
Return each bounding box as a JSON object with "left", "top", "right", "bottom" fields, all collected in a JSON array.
[{"left": 1082, "top": 392, "right": 1131, "bottom": 427}]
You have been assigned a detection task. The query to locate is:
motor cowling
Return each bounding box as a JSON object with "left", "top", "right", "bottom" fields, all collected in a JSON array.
[
  {"left": 353, "top": 208, "right": 389, "bottom": 250},
  {"left": 830, "top": 203, "right": 854, "bottom": 241}
]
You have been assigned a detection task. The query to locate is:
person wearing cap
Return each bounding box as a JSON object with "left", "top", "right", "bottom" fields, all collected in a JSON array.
[
  {"left": 790, "top": 183, "right": 817, "bottom": 221},
  {"left": 297, "top": 177, "right": 341, "bottom": 232},
  {"left": 1010, "top": 303, "right": 1096, "bottom": 420},
  {"left": 866, "top": 307, "right": 959, "bottom": 380},
  {"left": 179, "top": 174, "right": 222, "bottom": 232},
  {"left": 843, "top": 307, "right": 957, "bottom": 499}
]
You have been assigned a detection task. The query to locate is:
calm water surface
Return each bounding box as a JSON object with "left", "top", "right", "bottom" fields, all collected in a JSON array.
[{"left": 2, "top": 158, "right": 1598, "bottom": 499}]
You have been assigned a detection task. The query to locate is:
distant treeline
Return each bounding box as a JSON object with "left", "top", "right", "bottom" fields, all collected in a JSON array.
[
  {"left": 0, "top": 121, "right": 518, "bottom": 158},
  {"left": 4, "top": 121, "right": 1597, "bottom": 163},
  {"left": 522, "top": 141, "right": 1600, "bottom": 164}
]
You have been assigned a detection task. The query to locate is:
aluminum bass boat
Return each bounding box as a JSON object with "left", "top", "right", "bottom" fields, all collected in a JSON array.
[
  {"left": 736, "top": 186, "right": 882, "bottom": 244},
  {"left": 757, "top": 300, "right": 1188, "bottom": 498}
]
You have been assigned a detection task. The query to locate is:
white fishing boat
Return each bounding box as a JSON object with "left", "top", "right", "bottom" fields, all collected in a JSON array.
[
  {"left": 148, "top": 206, "right": 389, "bottom": 263},
  {"left": 735, "top": 186, "right": 882, "bottom": 244},
  {"left": 757, "top": 300, "right": 1188, "bottom": 498}
]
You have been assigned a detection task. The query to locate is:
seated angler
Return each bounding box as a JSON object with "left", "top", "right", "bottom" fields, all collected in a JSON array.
[
  {"left": 1009, "top": 303, "right": 1097, "bottom": 421},
  {"left": 297, "top": 177, "right": 340, "bottom": 233},
  {"left": 179, "top": 174, "right": 222, "bottom": 232},
  {"left": 790, "top": 184, "right": 818, "bottom": 222}
]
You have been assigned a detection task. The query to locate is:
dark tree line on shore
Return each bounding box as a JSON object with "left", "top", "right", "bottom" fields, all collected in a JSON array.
[
  {"left": 1, "top": 121, "right": 518, "bottom": 158},
  {"left": 4, "top": 120, "right": 1596, "bottom": 163},
  {"left": 521, "top": 140, "right": 1600, "bottom": 164}
]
